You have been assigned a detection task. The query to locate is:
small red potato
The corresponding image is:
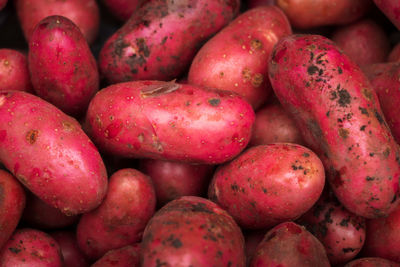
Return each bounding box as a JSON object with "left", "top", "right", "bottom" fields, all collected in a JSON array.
[
  {"left": 249, "top": 222, "right": 330, "bottom": 267},
  {"left": 15, "top": 0, "right": 100, "bottom": 44},
  {"left": 76, "top": 168, "right": 156, "bottom": 260},
  {"left": 0, "top": 228, "right": 63, "bottom": 266},
  {"left": 276, "top": 0, "right": 371, "bottom": 29},
  {"left": 373, "top": 0, "right": 400, "bottom": 30},
  {"left": 331, "top": 19, "right": 390, "bottom": 66},
  {"left": 188, "top": 6, "right": 292, "bottom": 109},
  {"left": 101, "top": 0, "right": 144, "bottom": 21},
  {"left": 0, "top": 170, "right": 26, "bottom": 249},
  {"left": 141, "top": 196, "right": 246, "bottom": 266},
  {"left": 29, "top": 15, "right": 99, "bottom": 117},
  {"left": 298, "top": 191, "right": 366, "bottom": 265},
  {"left": 0, "top": 91, "right": 108, "bottom": 215},
  {"left": 22, "top": 191, "right": 79, "bottom": 229},
  {"left": 363, "top": 62, "right": 400, "bottom": 144},
  {"left": 139, "top": 158, "right": 214, "bottom": 207},
  {"left": 50, "top": 231, "right": 89, "bottom": 267},
  {"left": 344, "top": 257, "right": 400, "bottom": 267},
  {"left": 269, "top": 34, "right": 400, "bottom": 218},
  {"left": 91, "top": 244, "right": 140, "bottom": 267},
  {"left": 208, "top": 143, "right": 325, "bottom": 229},
  {"left": 98, "top": 0, "right": 240, "bottom": 83},
  {"left": 85, "top": 81, "right": 255, "bottom": 164},
  {"left": 361, "top": 204, "right": 400, "bottom": 262},
  {"left": 250, "top": 102, "right": 304, "bottom": 146},
  {"left": 0, "top": 49, "right": 33, "bottom": 93},
  {"left": 387, "top": 43, "right": 400, "bottom": 62}
]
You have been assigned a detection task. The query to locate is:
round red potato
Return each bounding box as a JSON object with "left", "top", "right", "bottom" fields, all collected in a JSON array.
[
  {"left": 249, "top": 222, "right": 330, "bottom": 267},
  {"left": 91, "top": 244, "right": 140, "bottom": 267},
  {"left": 0, "top": 228, "right": 63, "bottom": 267},
  {"left": 139, "top": 158, "right": 214, "bottom": 207},
  {"left": 345, "top": 257, "right": 400, "bottom": 267},
  {"left": 208, "top": 143, "right": 325, "bottom": 229},
  {"left": 15, "top": 0, "right": 100, "bottom": 44},
  {"left": 77, "top": 168, "right": 156, "bottom": 260},
  {"left": 0, "top": 49, "right": 33, "bottom": 93},
  {"left": 50, "top": 231, "right": 90, "bottom": 267}
]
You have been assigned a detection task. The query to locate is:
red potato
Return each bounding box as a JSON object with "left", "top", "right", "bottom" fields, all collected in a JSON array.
[
  {"left": 208, "top": 143, "right": 325, "bottom": 229},
  {"left": 0, "top": 228, "right": 63, "bottom": 266},
  {"left": 98, "top": 0, "right": 240, "bottom": 84},
  {"left": 22, "top": 191, "right": 79, "bottom": 229},
  {"left": 373, "top": 0, "right": 400, "bottom": 30},
  {"left": 250, "top": 102, "right": 304, "bottom": 146},
  {"left": 331, "top": 19, "right": 390, "bottom": 66},
  {"left": 50, "top": 231, "right": 89, "bottom": 267},
  {"left": 363, "top": 62, "right": 400, "bottom": 144},
  {"left": 139, "top": 158, "right": 214, "bottom": 207},
  {"left": 28, "top": 16, "right": 99, "bottom": 117},
  {"left": 276, "top": 0, "right": 371, "bottom": 29},
  {"left": 0, "top": 170, "right": 25, "bottom": 249},
  {"left": 102, "top": 0, "right": 144, "bottom": 21},
  {"left": 268, "top": 34, "right": 400, "bottom": 218},
  {"left": 0, "top": 49, "right": 33, "bottom": 93},
  {"left": 15, "top": 0, "right": 99, "bottom": 44},
  {"left": 298, "top": 191, "right": 366, "bottom": 265},
  {"left": 249, "top": 222, "right": 330, "bottom": 267},
  {"left": 344, "top": 257, "right": 400, "bottom": 267},
  {"left": 0, "top": 91, "right": 108, "bottom": 215},
  {"left": 85, "top": 81, "right": 255, "bottom": 164},
  {"left": 76, "top": 168, "right": 156, "bottom": 260},
  {"left": 91, "top": 244, "right": 140, "bottom": 267},
  {"left": 387, "top": 43, "right": 400, "bottom": 62},
  {"left": 361, "top": 204, "right": 400, "bottom": 262},
  {"left": 188, "top": 6, "right": 292, "bottom": 109},
  {"left": 141, "top": 196, "right": 246, "bottom": 266}
]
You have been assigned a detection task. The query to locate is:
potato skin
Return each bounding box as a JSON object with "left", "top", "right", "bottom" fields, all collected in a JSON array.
[
  {"left": 249, "top": 222, "right": 330, "bottom": 267},
  {"left": 50, "top": 231, "right": 90, "bottom": 267},
  {"left": 102, "top": 0, "right": 144, "bottom": 21},
  {"left": 141, "top": 196, "right": 246, "bottom": 267},
  {"left": 0, "top": 228, "right": 63, "bottom": 267},
  {"left": 209, "top": 143, "right": 325, "bottom": 229},
  {"left": 268, "top": 34, "right": 400, "bottom": 218},
  {"left": 374, "top": 0, "right": 400, "bottom": 30},
  {"left": 298, "top": 192, "right": 366, "bottom": 265},
  {"left": 331, "top": 19, "right": 390, "bottom": 66},
  {"left": 0, "top": 91, "right": 108, "bottom": 215},
  {"left": 0, "top": 49, "right": 33, "bottom": 93},
  {"left": 276, "top": 0, "right": 371, "bottom": 29},
  {"left": 16, "top": 0, "right": 99, "bottom": 44},
  {"left": 344, "top": 257, "right": 400, "bottom": 267},
  {"left": 86, "top": 81, "right": 255, "bottom": 164},
  {"left": 0, "top": 170, "right": 26, "bottom": 249},
  {"left": 76, "top": 168, "right": 156, "bottom": 260},
  {"left": 91, "top": 244, "right": 140, "bottom": 267},
  {"left": 28, "top": 16, "right": 99, "bottom": 117},
  {"left": 98, "top": 0, "right": 240, "bottom": 83},
  {"left": 188, "top": 6, "right": 291, "bottom": 109}
]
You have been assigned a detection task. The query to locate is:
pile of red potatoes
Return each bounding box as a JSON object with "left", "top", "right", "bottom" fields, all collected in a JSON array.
[{"left": 1, "top": 0, "right": 400, "bottom": 266}]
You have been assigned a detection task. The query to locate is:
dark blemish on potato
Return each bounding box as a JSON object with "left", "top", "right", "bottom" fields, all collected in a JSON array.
[
  {"left": 156, "top": 259, "right": 168, "bottom": 267},
  {"left": 366, "top": 176, "right": 375, "bottom": 181},
  {"left": 362, "top": 88, "right": 373, "bottom": 100},
  {"left": 137, "top": 38, "right": 150, "bottom": 57},
  {"left": 338, "top": 128, "right": 349, "bottom": 139},
  {"left": 358, "top": 107, "right": 369, "bottom": 116},
  {"left": 343, "top": 248, "right": 356, "bottom": 253},
  {"left": 374, "top": 110, "right": 384, "bottom": 125},
  {"left": 231, "top": 183, "right": 239, "bottom": 192},
  {"left": 383, "top": 148, "right": 390, "bottom": 158},
  {"left": 190, "top": 203, "right": 213, "bottom": 214},
  {"left": 8, "top": 247, "right": 21, "bottom": 254},
  {"left": 309, "top": 52, "right": 314, "bottom": 61},
  {"left": 391, "top": 194, "right": 397, "bottom": 204},
  {"left": 330, "top": 91, "right": 337, "bottom": 100},
  {"left": 166, "top": 235, "right": 182, "bottom": 248},
  {"left": 252, "top": 73, "right": 263, "bottom": 87},
  {"left": 262, "top": 187, "right": 267, "bottom": 194},
  {"left": 141, "top": 82, "right": 180, "bottom": 98},
  {"left": 337, "top": 89, "right": 351, "bottom": 107},
  {"left": 208, "top": 98, "right": 220, "bottom": 107},
  {"left": 307, "top": 65, "right": 319, "bottom": 75},
  {"left": 271, "top": 46, "right": 287, "bottom": 63},
  {"left": 360, "top": 125, "right": 366, "bottom": 131},
  {"left": 338, "top": 66, "right": 343, "bottom": 74},
  {"left": 113, "top": 36, "right": 129, "bottom": 58},
  {"left": 250, "top": 39, "right": 262, "bottom": 50},
  {"left": 326, "top": 111, "right": 330, "bottom": 117},
  {"left": 291, "top": 164, "right": 303, "bottom": 170},
  {"left": 26, "top": 130, "right": 39, "bottom": 144},
  {"left": 369, "top": 153, "right": 375, "bottom": 157},
  {"left": 303, "top": 152, "right": 310, "bottom": 157},
  {"left": 340, "top": 218, "right": 349, "bottom": 227}
]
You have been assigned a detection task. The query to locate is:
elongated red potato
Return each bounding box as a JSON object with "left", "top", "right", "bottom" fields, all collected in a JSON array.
[
  {"left": 0, "top": 91, "right": 108, "bottom": 215},
  {"left": 0, "top": 170, "right": 25, "bottom": 249},
  {"left": 141, "top": 196, "right": 246, "bottom": 266},
  {"left": 0, "top": 228, "right": 63, "bottom": 266},
  {"left": 86, "top": 81, "right": 255, "bottom": 164},
  {"left": 0, "top": 49, "right": 33, "bottom": 93},
  {"left": 345, "top": 257, "right": 400, "bottom": 267},
  {"left": 102, "top": 0, "right": 144, "bottom": 21},
  {"left": 363, "top": 62, "right": 400, "bottom": 144},
  {"left": 268, "top": 34, "right": 400, "bottom": 218},
  {"left": 373, "top": 0, "right": 400, "bottom": 30},
  {"left": 209, "top": 143, "right": 325, "bottom": 229},
  {"left": 188, "top": 6, "right": 292, "bottom": 109},
  {"left": 28, "top": 16, "right": 99, "bottom": 117},
  {"left": 98, "top": 0, "right": 240, "bottom": 83},
  {"left": 76, "top": 168, "right": 156, "bottom": 260},
  {"left": 276, "top": 0, "right": 371, "bottom": 29},
  {"left": 249, "top": 222, "right": 330, "bottom": 267},
  {"left": 50, "top": 231, "right": 90, "bottom": 267},
  {"left": 91, "top": 244, "right": 140, "bottom": 267},
  {"left": 15, "top": 0, "right": 99, "bottom": 44}
]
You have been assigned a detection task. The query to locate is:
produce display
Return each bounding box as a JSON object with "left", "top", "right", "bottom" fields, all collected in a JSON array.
[{"left": 1, "top": 0, "right": 400, "bottom": 266}]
